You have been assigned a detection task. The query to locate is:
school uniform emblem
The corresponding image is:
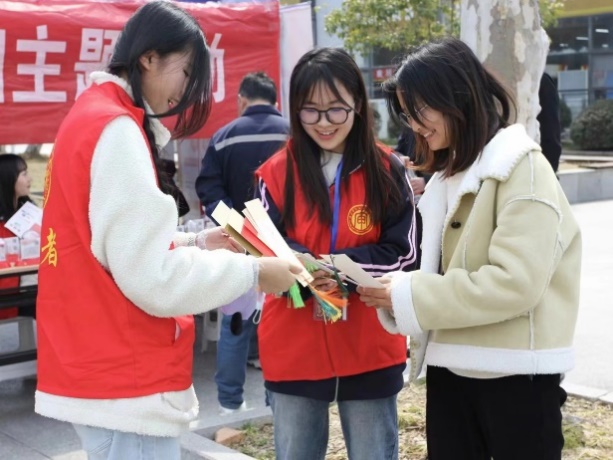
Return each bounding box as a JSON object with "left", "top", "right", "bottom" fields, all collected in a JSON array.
[{"left": 347, "top": 205, "right": 373, "bottom": 235}]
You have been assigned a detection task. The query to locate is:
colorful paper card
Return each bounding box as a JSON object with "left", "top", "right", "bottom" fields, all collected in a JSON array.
[
  {"left": 210, "top": 201, "right": 259, "bottom": 255},
  {"left": 212, "top": 200, "right": 313, "bottom": 286},
  {"left": 227, "top": 209, "right": 276, "bottom": 257},
  {"left": 243, "top": 200, "right": 313, "bottom": 285}
]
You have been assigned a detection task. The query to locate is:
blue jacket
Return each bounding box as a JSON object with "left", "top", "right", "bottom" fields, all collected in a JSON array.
[{"left": 195, "top": 105, "right": 290, "bottom": 219}]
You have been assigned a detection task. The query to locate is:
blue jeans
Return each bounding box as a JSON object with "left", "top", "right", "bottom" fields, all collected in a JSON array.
[
  {"left": 268, "top": 391, "right": 399, "bottom": 460},
  {"left": 72, "top": 424, "right": 180, "bottom": 460},
  {"left": 215, "top": 310, "right": 259, "bottom": 409}
]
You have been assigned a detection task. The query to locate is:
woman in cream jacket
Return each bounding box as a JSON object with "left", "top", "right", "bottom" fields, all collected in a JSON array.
[{"left": 359, "top": 38, "right": 581, "bottom": 460}]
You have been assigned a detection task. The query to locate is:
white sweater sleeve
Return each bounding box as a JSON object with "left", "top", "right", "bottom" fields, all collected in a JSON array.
[{"left": 89, "top": 116, "right": 258, "bottom": 318}]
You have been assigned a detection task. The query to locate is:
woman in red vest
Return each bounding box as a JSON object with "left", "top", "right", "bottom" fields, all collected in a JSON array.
[
  {"left": 34, "top": 2, "right": 299, "bottom": 459},
  {"left": 0, "top": 153, "right": 34, "bottom": 319},
  {"left": 255, "top": 48, "right": 417, "bottom": 460}
]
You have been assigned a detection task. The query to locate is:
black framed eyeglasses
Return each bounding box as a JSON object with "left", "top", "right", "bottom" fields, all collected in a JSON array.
[
  {"left": 299, "top": 107, "right": 353, "bottom": 125},
  {"left": 399, "top": 105, "right": 429, "bottom": 129}
]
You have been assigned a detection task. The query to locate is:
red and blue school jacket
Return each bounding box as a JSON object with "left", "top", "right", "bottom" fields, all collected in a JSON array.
[{"left": 255, "top": 144, "right": 417, "bottom": 397}]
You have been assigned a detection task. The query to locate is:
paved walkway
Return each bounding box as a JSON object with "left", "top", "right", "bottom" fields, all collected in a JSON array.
[
  {"left": 0, "top": 320, "right": 268, "bottom": 459},
  {"left": 561, "top": 200, "right": 613, "bottom": 399},
  {"left": 0, "top": 200, "right": 612, "bottom": 459}
]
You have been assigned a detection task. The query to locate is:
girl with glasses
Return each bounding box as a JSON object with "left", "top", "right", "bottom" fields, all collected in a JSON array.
[
  {"left": 255, "top": 47, "right": 418, "bottom": 460},
  {"left": 359, "top": 37, "right": 581, "bottom": 459}
]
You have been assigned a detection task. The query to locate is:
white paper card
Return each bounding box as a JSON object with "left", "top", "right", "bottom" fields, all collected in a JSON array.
[
  {"left": 4, "top": 202, "right": 42, "bottom": 238},
  {"left": 211, "top": 201, "right": 231, "bottom": 227},
  {"left": 320, "top": 254, "right": 385, "bottom": 288},
  {"left": 243, "top": 199, "right": 313, "bottom": 285},
  {"left": 4, "top": 237, "right": 19, "bottom": 256}
]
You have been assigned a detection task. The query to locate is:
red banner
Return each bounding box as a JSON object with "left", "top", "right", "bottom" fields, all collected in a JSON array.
[{"left": 0, "top": 0, "right": 280, "bottom": 143}]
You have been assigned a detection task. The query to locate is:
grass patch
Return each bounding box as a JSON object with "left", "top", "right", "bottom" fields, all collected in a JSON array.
[
  {"left": 232, "top": 423, "right": 275, "bottom": 459},
  {"left": 232, "top": 384, "right": 613, "bottom": 460},
  {"left": 562, "top": 140, "right": 581, "bottom": 151},
  {"left": 563, "top": 418, "right": 586, "bottom": 449}
]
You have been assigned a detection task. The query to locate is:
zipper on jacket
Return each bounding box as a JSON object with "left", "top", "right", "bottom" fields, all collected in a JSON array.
[
  {"left": 529, "top": 309, "right": 535, "bottom": 350},
  {"left": 333, "top": 376, "right": 340, "bottom": 403}
]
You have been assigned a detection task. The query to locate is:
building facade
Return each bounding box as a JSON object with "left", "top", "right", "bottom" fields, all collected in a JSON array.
[
  {"left": 546, "top": 0, "right": 613, "bottom": 120},
  {"left": 312, "top": 0, "right": 613, "bottom": 138}
]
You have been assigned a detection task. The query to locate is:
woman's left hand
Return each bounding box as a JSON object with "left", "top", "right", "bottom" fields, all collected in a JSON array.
[
  {"left": 195, "top": 228, "right": 245, "bottom": 253},
  {"left": 310, "top": 269, "right": 337, "bottom": 292},
  {"left": 357, "top": 277, "right": 393, "bottom": 311}
]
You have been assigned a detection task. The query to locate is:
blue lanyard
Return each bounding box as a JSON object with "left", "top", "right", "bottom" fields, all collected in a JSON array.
[{"left": 330, "top": 160, "right": 343, "bottom": 253}]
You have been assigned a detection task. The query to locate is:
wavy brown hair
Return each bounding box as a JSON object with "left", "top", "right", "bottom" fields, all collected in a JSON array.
[{"left": 383, "top": 37, "right": 516, "bottom": 177}]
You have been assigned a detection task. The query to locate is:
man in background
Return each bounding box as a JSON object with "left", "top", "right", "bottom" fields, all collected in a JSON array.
[
  {"left": 196, "top": 71, "right": 289, "bottom": 415},
  {"left": 537, "top": 73, "right": 563, "bottom": 173}
]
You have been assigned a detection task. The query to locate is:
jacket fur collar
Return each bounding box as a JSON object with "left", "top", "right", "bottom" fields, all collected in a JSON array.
[{"left": 417, "top": 124, "right": 541, "bottom": 273}]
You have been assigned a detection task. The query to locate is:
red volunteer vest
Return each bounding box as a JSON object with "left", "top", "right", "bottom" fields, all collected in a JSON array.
[
  {"left": 36, "top": 82, "right": 194, "bottom": 398},
  {"left": 255, "top": 145, "right": 406, "bottom": 382}
]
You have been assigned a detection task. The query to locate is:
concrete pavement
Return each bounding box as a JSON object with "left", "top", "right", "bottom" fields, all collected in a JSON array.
[
  {"left": 0, "top": 320, "right": 270, "bottom": 460},
  {"left": 561, "top": 200, "right": 613, "bottom": 401},
  {"left": 0, "top": 199, "right": 612, "bottom": 459}
]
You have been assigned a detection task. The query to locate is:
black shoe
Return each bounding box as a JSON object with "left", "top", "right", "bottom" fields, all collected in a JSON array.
[{"left": 230, "top": 312, "right": 243, "bottom": 336}]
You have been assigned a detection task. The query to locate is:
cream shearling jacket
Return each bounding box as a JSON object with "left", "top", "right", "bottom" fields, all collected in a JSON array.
[{"left": 378, "top": 124, "right": 581, "bottom": 381}]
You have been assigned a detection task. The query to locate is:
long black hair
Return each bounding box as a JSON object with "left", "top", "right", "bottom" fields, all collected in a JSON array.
[
  {"left": 0, "top": 154, "right": 32, "bottom": 221},
  {"left": 107, "top": 1, "right": 212, "bottom": 195},
  {"left": 383, "top": 37, "right": 515, "bottom": 177},
  {"left": 284, "top": 47, "right": 403, "bottom": 228}
]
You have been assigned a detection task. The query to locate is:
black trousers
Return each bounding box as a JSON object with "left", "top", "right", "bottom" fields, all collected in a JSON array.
[{"left": 426, "top": 366, "right": 567, "bottom": 460}]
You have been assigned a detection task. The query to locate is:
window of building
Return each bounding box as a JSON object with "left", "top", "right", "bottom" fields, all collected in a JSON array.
[
  {"left": 592, "top": 14, "right": 613, "bottom": 50},
  {"left": 547, "top": 16, "right": 591, "bottom": 115},
  {"left": 549, "top": 16, "right": 589, "bottom": 54},
  {"left": 368, "top": 47, "right": 405, "bottom": 99},
  {"left": 592, "top": 54, "right": 613, "bottom": 99}
]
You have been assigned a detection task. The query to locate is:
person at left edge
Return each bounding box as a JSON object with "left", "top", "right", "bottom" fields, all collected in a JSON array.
[
  {"left": 34, "top": 3, "right": 301, "bottom": 460},
  {"left": 0, "top": 154, "right": 35, "bottom": 320}
]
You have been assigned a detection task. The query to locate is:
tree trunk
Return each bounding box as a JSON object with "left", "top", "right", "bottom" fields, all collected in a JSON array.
[
  {"left": 460, "top": 0, "right": 549, "bottom": 142},
  {"left": 23, "top": 144, "right": 42, "bottom": 160}
]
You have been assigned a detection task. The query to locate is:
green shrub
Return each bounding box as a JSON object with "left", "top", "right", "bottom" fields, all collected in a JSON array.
[
  {"left": 570, "top": 99, "right": 613, "bottom": 150},
  {"left": 387, "top": 117, "right": 402, "bottom": 141},
  {"left": 559, "top": 98, "right": 572, "bottom": 129}
]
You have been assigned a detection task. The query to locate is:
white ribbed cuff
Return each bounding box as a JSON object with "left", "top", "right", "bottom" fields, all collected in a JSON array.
[
  {"left": 390, "top": 271, "right": 424, "bottom": 337},
  {"left": 376, "top": 308, "right": 400, "bottom": 334}
]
